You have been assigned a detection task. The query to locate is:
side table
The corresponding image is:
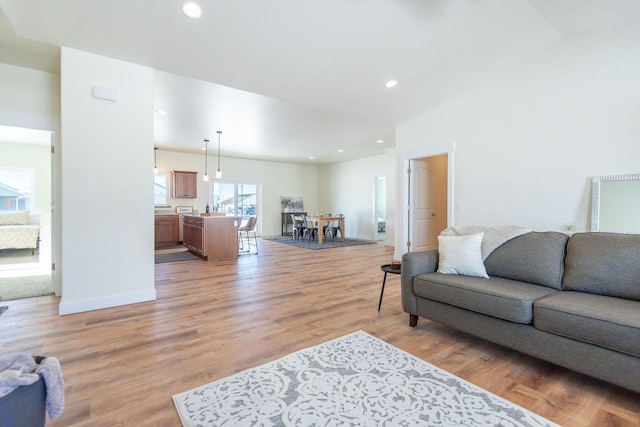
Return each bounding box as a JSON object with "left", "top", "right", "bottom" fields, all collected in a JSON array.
[{"left": 378, "top": 264, "right": 401, "bottom": 311}]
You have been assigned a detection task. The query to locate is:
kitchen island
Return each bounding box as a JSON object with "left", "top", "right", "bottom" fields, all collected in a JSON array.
[{"left": 182, "top": 215, "right": 240, "bottom": 261}]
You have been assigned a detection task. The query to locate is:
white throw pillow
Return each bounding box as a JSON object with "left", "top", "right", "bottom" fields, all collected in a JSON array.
[{"left": 437, "top": 232, "right": 489, "bottom": 278}]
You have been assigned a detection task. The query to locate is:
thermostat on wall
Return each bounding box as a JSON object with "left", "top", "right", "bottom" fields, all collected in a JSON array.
[{"left": 92, "top": 85, "right": 118, "bottom": 102}]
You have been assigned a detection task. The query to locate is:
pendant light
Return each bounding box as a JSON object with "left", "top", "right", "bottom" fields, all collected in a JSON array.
[
  {"left": 203, "top": 139, "right": 210, "bottom": 182},
  {"left": 153, "top": 147, "right": 158, "bottom": 174},
  {"left": 215, "top": 130, "right": 223, "bottom": 179}
]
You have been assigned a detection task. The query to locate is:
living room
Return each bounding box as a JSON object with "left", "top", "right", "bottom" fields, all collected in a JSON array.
[{"left": 1, "top": 1, "right": 639, "bottom": 425}]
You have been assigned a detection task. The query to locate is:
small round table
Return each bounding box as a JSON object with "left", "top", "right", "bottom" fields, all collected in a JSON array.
[{"left": 378, "top": 264, "right": 401, "bottom": 311}]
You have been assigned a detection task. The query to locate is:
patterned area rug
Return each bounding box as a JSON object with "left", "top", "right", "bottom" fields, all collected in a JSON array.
[
  {"left": 265, "top": 237, "right": 376, "bottom": 250},
  {"left": 172, "top": 331, "right": 557, "bottom": 426},
  {"left": 155, "top": 251, "right": 202, "bottom": 264}
]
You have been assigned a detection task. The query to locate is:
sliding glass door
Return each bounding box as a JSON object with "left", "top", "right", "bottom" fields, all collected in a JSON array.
[{"left": 211, "top": 182, "right": 258, "bottom": 217}]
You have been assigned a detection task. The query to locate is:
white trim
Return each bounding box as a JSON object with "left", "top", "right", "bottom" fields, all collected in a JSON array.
[
  {"left": 599, "top": 173, "right": 640, "bottom": 182},
  {"left": 590, "top": 176, "right": 601, "bottom": 232},
  {"left": 396, "top": 143, "right": 455, "bottom": 259},
  {"left": 59, "top": 289, "right": 157, "bottom": 315}
]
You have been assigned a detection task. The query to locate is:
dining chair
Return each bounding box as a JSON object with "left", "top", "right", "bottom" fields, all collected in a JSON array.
[
  {"left": 322, "top": 214, "right": 332, "bottom": 238},
  {"left": 291, "top": 214, "right": 305, "bottom": 239},
  {"left": 303, "top": 215, "right": 318, "bottom": 241},
  {"left": 328, "top": 214, "right": 344, "bottom": 240}
]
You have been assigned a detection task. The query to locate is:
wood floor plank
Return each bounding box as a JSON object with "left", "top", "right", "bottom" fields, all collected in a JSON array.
[{"left": 0, "top": 238, "right": 638, "bottom": 426}]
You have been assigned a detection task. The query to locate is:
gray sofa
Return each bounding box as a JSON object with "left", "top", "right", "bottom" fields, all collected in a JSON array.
[{"left": 401, "top": 231, "right": 640, "bottom": 393}]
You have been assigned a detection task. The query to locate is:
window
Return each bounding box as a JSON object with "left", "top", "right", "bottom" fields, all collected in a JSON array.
[
  {"left": 0, "top": 167, "right": 34, "bottom": 211},
  {"left": 211, "top": 182, "right": 258, "bottom": 216},
  {"left": 154, "top": 173, "right": 169, "bottom": 206}
]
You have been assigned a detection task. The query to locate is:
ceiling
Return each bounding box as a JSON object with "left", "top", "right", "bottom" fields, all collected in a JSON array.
[{"left": 1, "top": 0, "right": 638, "bottom": 164}]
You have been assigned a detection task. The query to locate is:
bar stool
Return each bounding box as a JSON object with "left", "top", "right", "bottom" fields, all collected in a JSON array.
[{"left": 238, "top": 216, "right": 258, "bottom": 254}]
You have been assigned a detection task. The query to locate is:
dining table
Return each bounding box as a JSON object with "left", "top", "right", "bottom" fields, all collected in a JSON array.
[{"left": 308, "top": 215, "right": 345, "bottom": 244}]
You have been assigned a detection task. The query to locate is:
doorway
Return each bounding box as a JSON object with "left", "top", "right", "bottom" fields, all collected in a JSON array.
[
  {"left": 375, "top": 177, "right": 386, "bottom": 242},
  {"left": 0, "top": 125, "right": 54, "bottom": 301},
  {"left": 400, "top": 143, "right": 455, "bottom": 256}
]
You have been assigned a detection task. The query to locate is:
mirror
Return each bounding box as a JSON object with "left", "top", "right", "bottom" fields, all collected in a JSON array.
[{"left": 591, "top": 174, "right": 640, "bottom": 234}]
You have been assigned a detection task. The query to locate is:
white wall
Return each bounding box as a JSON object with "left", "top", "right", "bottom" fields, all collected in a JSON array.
[
  {"left": 384, "top": 147, "right": 397, "bottom": 247},
  {"left": 395, "top": 27, "right": 640, "bottom": 252},
  {"left": 59, "top": 48, "right": 156, "bottom": 315},
  {"left": 156, "top": 150, "right": 319, "bottom": 236},
  {"left": 375, "top": 178, "right": 386, "bottom": 220},
  {"left": 0, "top": 63, "right": 60, "bottom": 132},
  {"left": 5, "top": 24, "right": 638, "bottom": 310},
  {"left": 319, "top": 155, "right": 386, "bottom": 241}
]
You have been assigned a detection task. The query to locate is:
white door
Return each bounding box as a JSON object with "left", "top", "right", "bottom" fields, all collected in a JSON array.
[{"left": 409, "top": 159, "right": 435, "bottom": 252}]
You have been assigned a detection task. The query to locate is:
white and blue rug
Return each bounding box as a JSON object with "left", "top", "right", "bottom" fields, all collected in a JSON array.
[{"left": 173, "top": 331, "right": 557, "bottom": 426}]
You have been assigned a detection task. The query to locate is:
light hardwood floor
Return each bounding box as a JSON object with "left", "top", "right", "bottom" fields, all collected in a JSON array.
[{"left": 1, "top": 239, "right": 639, "bottom": 426}]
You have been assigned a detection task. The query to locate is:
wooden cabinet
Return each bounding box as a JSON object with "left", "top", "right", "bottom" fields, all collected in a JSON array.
[
  {"left": 155, "top": 215, "right": 179, "bottom": 248},
  {"left": 182, "top": 215, "right": 239, "bottom": 260},
  {"left": 183, "top": 216, "right": 205, "bottom": 257},
  {"left": 171, "top": 171, "right": 198, "bottom": 198}
]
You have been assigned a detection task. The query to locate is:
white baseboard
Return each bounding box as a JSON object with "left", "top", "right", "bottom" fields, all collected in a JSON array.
[{"left": 59, "top": 289, "right": 157, "bottom": 315}]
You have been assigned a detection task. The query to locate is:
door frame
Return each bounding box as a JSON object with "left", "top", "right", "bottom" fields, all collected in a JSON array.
[
  {"left": 399, "top": 143, "right": 455, "bottom": 257},
  {"left": 373, "top": 176, "right": 386, "bottom": 242}
]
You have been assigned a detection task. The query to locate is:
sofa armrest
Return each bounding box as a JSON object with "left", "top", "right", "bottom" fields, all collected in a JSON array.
[
  {"left": 401, "top": 250, "right": 439, "bottom": 315},
  {"left": 28, "top": 212, "right": 41, "bottom": 225}
]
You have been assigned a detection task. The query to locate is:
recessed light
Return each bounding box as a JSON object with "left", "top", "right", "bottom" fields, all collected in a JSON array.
[
  {"left": 337, "top": 149, "right": 344, "bottom": 153},
  {"left": 309, "top": 156, "right": 315, "bottom": 160},
  {"left": 182, "top": 2, "right": 202, "bottom": 19},
  {"left": 155, "top": 109, "right": 167, "bottom": 115},
  {"left": 376, "top": 139, "right": 384, "bottom": 143},
  {"left": 385, "top": 80, "right": 397, "bottom": 88}
]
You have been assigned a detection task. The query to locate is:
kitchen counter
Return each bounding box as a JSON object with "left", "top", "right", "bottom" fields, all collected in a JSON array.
[{"left": 182, "top": 215, "right": 240, "bottom": 260}]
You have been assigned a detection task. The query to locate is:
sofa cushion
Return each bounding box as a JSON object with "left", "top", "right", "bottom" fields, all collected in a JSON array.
[
  {"left": 437, "top": 233, "right": 488, "bottom": 278},
  {"left": 563, "top": 233, "right": 640, "bottom": 301},
  {"left": 534, "top": 291, "right": 640, "bottom": 357},
  {"left": 0, "top": 211, "right": 30, "bottom": 226},
  {"left": 484, "top": 232, "right": 568, "bottom": 290},
  {"left": 0, "top": 225, "right": 40, "bottom": 250},
  {"left": 413, "top": 273, "right": 558, "bottom": 324}
]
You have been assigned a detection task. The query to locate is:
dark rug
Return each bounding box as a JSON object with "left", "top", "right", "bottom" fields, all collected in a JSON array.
[
  {"left": 265, "top": 236, "right": 376, "bottom": 250},
  {"left": 155, "top": 251, "right": 202, "bottom": 264}
]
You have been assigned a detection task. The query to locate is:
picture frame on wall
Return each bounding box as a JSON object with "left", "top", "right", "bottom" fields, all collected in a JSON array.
[{"left": 281, "top": 196, "right": 303, "bottom": 213}]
